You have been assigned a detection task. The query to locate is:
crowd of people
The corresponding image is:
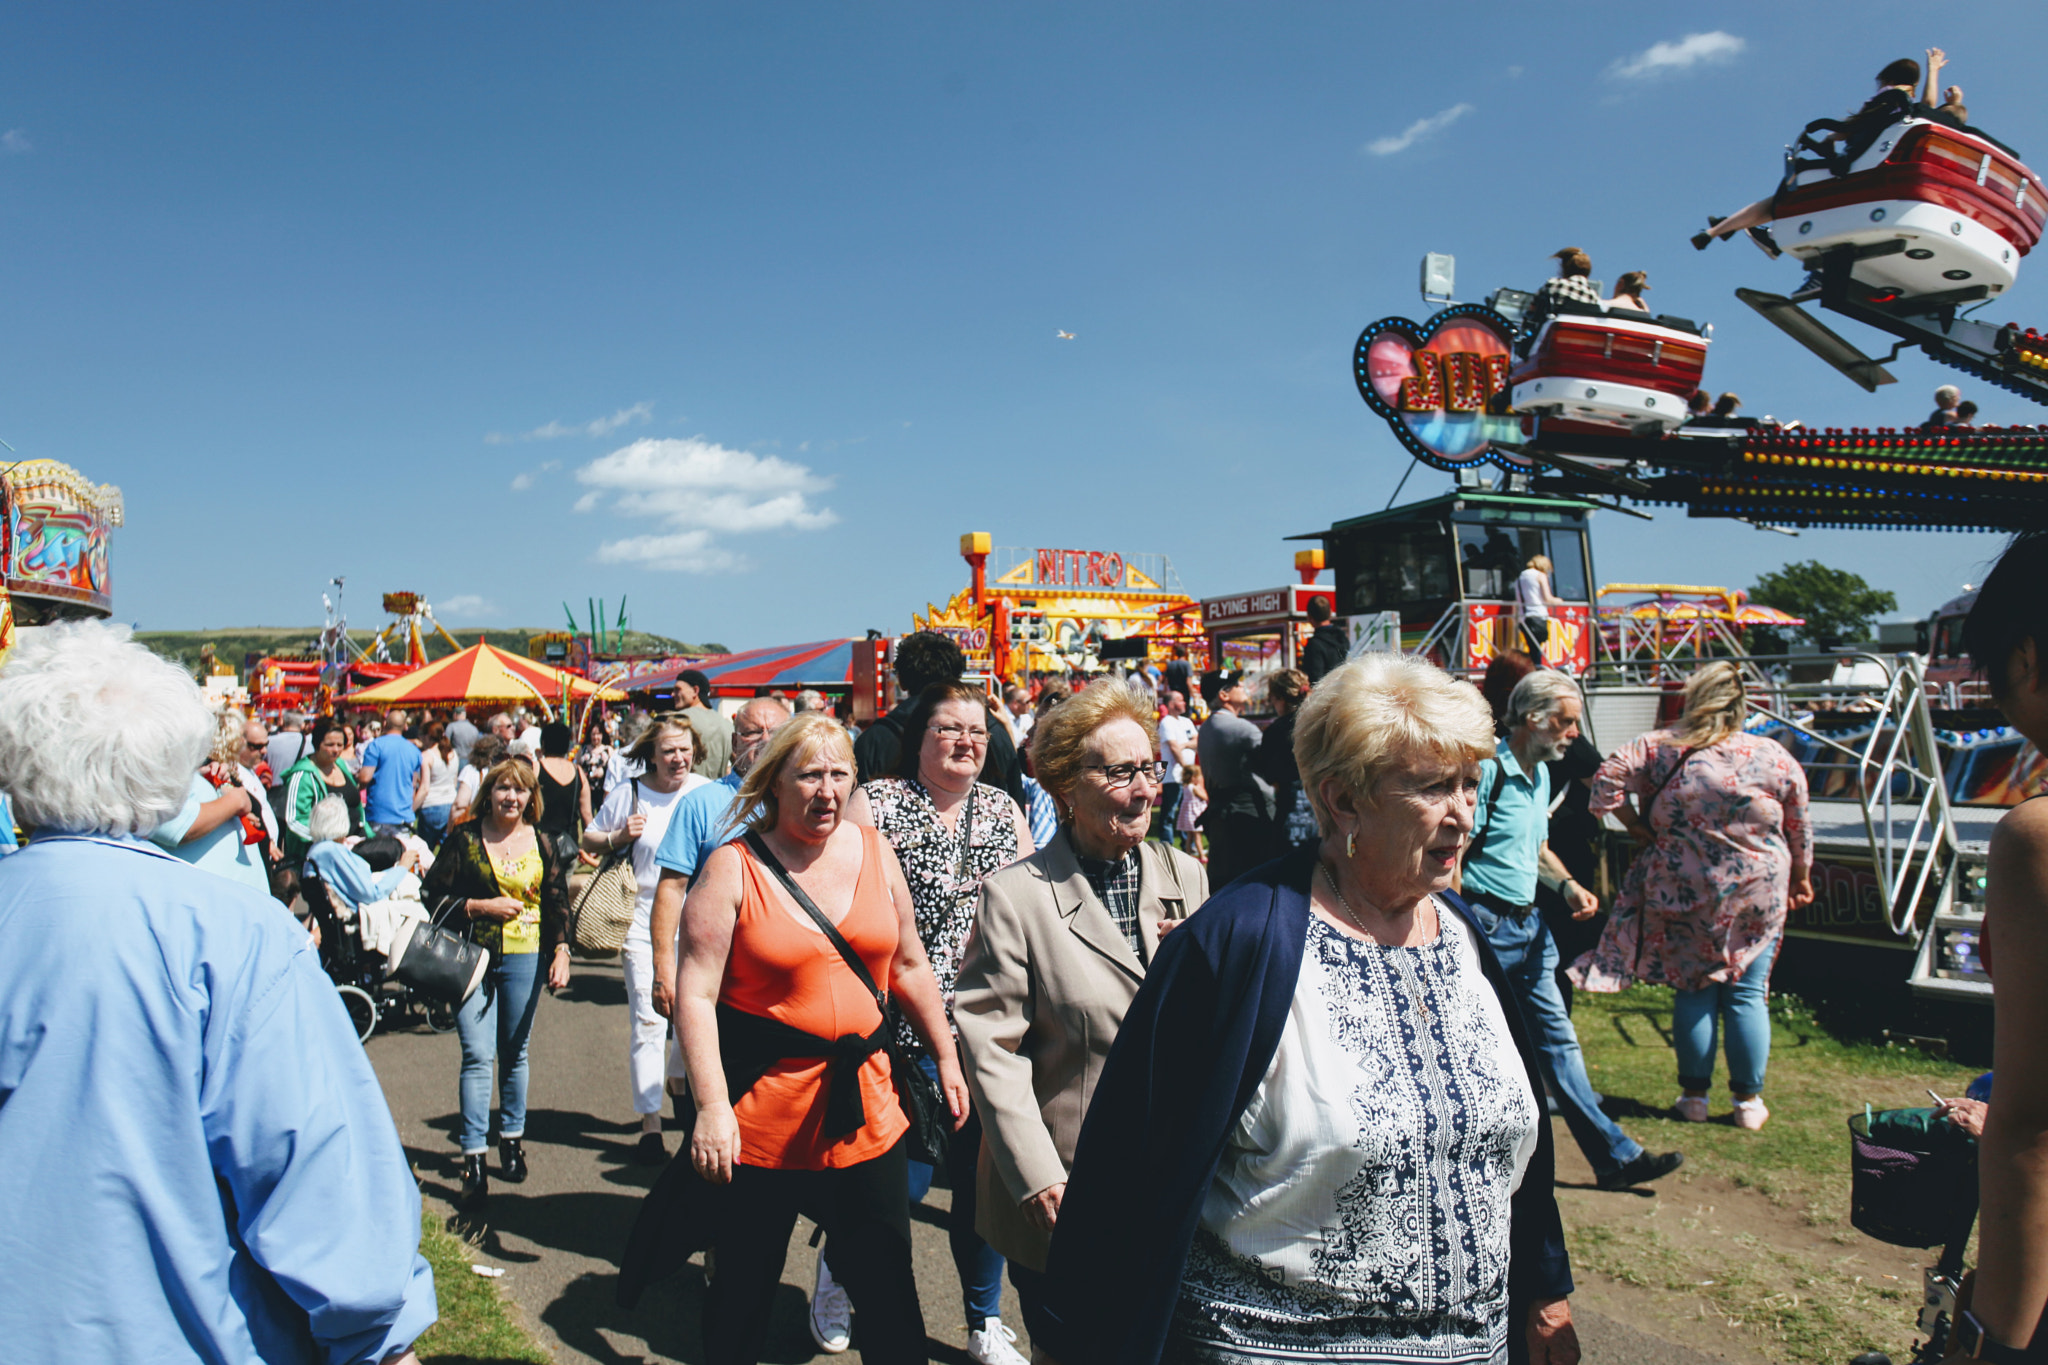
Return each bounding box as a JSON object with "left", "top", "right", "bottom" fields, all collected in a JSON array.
[{"left": 11, "top": 564, "right": 2048, "bottom": 1363}]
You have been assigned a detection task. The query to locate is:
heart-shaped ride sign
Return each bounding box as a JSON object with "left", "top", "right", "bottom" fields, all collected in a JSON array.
[{"left": 1354, "top": 305, "right": 1526, "bottom": 472}]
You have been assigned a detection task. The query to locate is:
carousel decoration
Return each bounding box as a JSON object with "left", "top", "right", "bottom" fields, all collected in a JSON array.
[{"left": 2, "top": 458, "right": 123, "bottom": 624}]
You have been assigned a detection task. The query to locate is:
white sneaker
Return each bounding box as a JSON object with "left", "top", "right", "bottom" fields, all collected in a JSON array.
[
  {"left": 1732, "top": 1097, "right": 1770, "bottom": 1131},
  {"left": 1672, "top": 1095, "right": 1709, "bottom": 1122},
  {"left": 968, "top": 1319, "right": 1030, "bottom": 1365},
  {"left": 809, "top": 1247, "right": 852, "bottom": 1353}
]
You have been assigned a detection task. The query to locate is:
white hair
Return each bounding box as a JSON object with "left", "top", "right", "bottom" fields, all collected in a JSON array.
[
  {"left": 308, "top": 794, "right": 351, "bottom": 845},
  {"left": 1505, "top": 669, "right": 1581, "bottom": 731},
  {"left": 1935, "top": 384, "right": 1962, "bottom": 407},
  {"left": 0, "top": 622, "right": 212, "bottom": 836}
]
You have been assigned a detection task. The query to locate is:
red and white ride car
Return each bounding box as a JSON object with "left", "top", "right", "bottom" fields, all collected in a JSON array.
[
  {"left": 1769, "top": 117, "right": 2045, "bottom": 298},
  {"left": 1509, "top": 308, "right": 1710, "bottom": 432}
]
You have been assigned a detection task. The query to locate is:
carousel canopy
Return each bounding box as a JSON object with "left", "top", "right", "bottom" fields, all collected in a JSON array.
[
  {"left": 342, "top": 640, "right": 625, "bottom": 708},
  {"left": 623, "top": 639, "right": 858, "bottom": 696}
]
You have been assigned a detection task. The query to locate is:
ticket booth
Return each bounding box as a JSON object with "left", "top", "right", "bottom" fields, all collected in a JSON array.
[
  {"left": 1292, "top": 490, "right": 1599, "bottom": 676},
  {"left": 1199, "top": 584, "right": 1337, "bottom": 674}
]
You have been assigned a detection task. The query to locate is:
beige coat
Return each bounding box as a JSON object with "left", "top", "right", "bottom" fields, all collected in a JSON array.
[{"left": 953, "top": 829, "right": 1209, "bottom": 1269}]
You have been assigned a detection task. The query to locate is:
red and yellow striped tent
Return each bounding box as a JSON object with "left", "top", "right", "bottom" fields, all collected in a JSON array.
[{"left": 342, "top": 641, "right": 625, "bottom": 711}]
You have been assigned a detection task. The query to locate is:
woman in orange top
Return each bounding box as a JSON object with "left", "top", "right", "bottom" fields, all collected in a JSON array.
[{"left": 677, "top": 712, "right": 967, "bottom": 1365}]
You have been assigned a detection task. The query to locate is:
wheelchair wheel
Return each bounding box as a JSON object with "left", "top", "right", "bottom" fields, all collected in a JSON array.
[
  {"left": 337, "top": 984, "right": 378, "bottom": 1043},
  {"left": 425, "top": 997, "right": 458, "bottom": 1033}
]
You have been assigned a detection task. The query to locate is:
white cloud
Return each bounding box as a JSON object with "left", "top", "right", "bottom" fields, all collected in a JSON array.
[
  {"left": 439, "top": 594, "right": 496, "bottom": 618},
  {"left": 509, "top": 460, "right": 560, "bottom": 492},
  {"left": 487, "top": 401, "right": 654, "bottom": 445},
  {"left": 1363, "top": 103, "right": 1474, "bottom": 157},
  {"left": 1607, "top": 32, "right": 1745, "bottom": 81},
  {"left": 574, "top": 436, "right": 839, "bottom": 573},
  {"left": 1, "top": 129, "right": 31, "bottom": 155}
]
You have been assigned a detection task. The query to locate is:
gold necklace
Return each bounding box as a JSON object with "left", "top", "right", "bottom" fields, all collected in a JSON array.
[{"left": 1319, "top": 863, "right": 1435, "bottom": 1022}]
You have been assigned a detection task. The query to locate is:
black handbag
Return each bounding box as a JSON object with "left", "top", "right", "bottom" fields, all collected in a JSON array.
[
  {"left": 742, "top": 832, "right": 952, "bottom": 1166},
  {"left": 389, "top": 896, "right": 490, "bottom": 1007}
]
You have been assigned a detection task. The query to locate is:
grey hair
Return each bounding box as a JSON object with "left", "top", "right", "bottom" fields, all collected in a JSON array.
[
  {"left": 795, "top": 689, "right": 826, "bottom": 713},
  {"left": 308, "top": 795, "right": 351, "bottom": 845},
  {"left": 1935, "top": 384, "right": 1962, "bottom": 407},
  {"left": 0, "top": 622, "right": 213, "bottom": 836},
  {"left": 1505, "top": 669, "right": 1581, "bottom": 731}
]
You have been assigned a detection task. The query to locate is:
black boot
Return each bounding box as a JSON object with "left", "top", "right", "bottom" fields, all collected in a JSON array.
[
  {"left": 498, "top": 1137, "right": 528, "bottom": 1184},
  {"left": 459, "top": 1153, "right": 489, "bottom": 1206}
]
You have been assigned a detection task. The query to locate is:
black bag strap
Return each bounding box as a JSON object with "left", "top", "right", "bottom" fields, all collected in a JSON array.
[
  {"left": 743, "top": 831, "right": 886, "bottom": 1010},
  {"left": 1643, "top": 745, "right": 1704, "bottom": 824},
  {"left": 1464, "top": 762, "right": 1513, "bottom": 867}
]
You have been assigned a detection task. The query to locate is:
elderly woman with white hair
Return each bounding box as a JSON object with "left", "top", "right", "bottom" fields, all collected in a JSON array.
[
  {"left": 1036, "top": 654, "right": 1576, "bottom": 1365},
  {"left": 0, "top": 623, "right": 437, "bottom": 1362},
  {"left": 1571, "top": 661, "right": 1813, "bottom": 1132}
]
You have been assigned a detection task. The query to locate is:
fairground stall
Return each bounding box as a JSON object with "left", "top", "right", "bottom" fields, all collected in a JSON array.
[
  {"left": 1198, "top": 552, "right": 1336, "bottom": 672},
  {"left": 914, "top": 534, "right": 1199, "bottom": 683}
]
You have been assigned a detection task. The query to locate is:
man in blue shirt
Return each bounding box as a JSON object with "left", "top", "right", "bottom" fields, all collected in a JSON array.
[
  {"left": 0, "top": 622, "right": 436, "bottom": 1363},
  {"left": 358, "top": 719, "right": 427, "bottom": 836},
  {"left": 1462, "top": 669, "right": 1684, "bottom": 1193}
]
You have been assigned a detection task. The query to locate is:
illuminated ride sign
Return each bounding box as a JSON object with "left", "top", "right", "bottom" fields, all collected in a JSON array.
[
  {"left": 1354, "top": 304, "right": 1527, "bottom": 472},
  {"left": 1033, "top": 547, "right": 1128, "bottom": 590},
  {"left": 1, "top": 459, "right": 123, "bottom": 621}
]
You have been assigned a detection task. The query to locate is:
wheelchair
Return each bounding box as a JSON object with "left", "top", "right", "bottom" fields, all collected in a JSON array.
[{"left": 303, "top": 868, "right": 458, "bottom": 1042}]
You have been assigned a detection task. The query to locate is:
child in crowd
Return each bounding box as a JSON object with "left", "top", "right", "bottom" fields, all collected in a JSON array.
[{"left": 1176, "top": 762, "right": 1208, "bottom": 860}]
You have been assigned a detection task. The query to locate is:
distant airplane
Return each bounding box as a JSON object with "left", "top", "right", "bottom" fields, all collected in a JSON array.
[{"left": 1056, "top": 330, "right": 1075, "bottom": 340}]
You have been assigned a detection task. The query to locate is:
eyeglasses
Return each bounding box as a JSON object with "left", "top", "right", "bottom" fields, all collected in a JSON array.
[
  {"left": 1083, "top": 761, "right": 1165, "bottom": 788},
  {"left": 929, "top": 724, "right": 990, "bottom": 745}
]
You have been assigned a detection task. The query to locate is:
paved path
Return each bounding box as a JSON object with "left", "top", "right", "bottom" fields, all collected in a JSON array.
[{"left": 366, "top": 960, "right": 1744, "bottom": 1364}]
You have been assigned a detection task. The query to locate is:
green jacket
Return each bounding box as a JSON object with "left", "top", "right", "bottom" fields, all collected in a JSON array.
[{"left": 279, "top": 758, "right": 361, "bottom": 866}]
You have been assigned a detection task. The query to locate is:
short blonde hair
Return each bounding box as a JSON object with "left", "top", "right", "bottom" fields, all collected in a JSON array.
[
  {"left": 1030, "top": 683, "right": 1159, "bottom": 810},
  {"left": 626, "top": 716, "right": 701, "bottom": 770},
  {"left": 209, "top": 705, "right": 248, "bottom": 766},
  {"left": 1293, "top": 654, "right": 1494, "bottom": 836},
  {"left": 1675, "top": 660, "right": 1747, "bottom": 747},
  {"left": 729, "top": 711, "right": 854, "bottom": 836}
]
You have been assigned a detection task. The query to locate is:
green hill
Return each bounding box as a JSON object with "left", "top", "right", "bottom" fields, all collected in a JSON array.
[{"left": 135, "top": 627, "right": 726, "bottom": 678}]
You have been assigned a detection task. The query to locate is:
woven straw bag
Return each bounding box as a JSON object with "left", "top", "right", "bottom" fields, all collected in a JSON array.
[{"left": 568, "top": 787, "right": 639, "bottom": 957}]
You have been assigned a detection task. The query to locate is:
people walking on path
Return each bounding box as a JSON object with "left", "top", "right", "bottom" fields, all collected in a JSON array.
[
  {"left": 279, "top": 716, "right": 365, "bottom": 869},
  {"left": 676, "top": 670, "right": 735, "bottom": 778},
  {"left": 672, "top": 712, "right": 966, "bottom": 1365},
  {"left": 1156, "top": 689, "right": 1198, "bottom": 848},
  {"left": 854, "top": 632, "right": 1025, "bottom": 809},
  {"left": 423, "top": 758, "right": 574, "bottom": 1209},
  {"left": 1572, "top": 661, "right": 1813, "bottom": 1131},
  {"left": 845, "top": 680, "right": 1036, "bottom": 1365},
  {"left": 0, "top": 622, "right": 439, "bottom": 1363},
  {"left": 953, "top": 682, "right": 1207, "bottom": 1345},
  {"left": 1464, "top": 668, "right": 1685, "bottom": 1190},
  {"left": 420, "top": 721, "right": 461, "bottom": 846},
  {"left": 535, "top": 720, "right": 593, "bottom": 863},
  {"left": 582, "top": 717, "right": 709, "bottom": 1163},
  {"left": 1300, "top": 594, "right": 1348, "bottom": 683},
  {"left": 1195, "top": 669, "right": 1275, "bottom": 886},
  {"left": 358, "top": 714, "right": 427, "bottom": 837}
]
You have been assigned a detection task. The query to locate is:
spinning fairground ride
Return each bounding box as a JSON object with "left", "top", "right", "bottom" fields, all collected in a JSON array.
[{"left": 1339, "top": 102, "right": 2048, "bottom": 1025}]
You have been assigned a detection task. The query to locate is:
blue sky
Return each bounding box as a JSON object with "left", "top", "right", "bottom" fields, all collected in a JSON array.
[{"left": 4, "top": 2, "right": 2043, "bottom": 647}]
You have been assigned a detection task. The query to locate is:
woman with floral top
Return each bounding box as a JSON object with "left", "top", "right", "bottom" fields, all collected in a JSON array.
[
  {"left": 845, "top": 679, "right": 1035, "bottom": 1365},
  {"left": 1570, "top": 661, "right": 1813, "bottom": 1131}
]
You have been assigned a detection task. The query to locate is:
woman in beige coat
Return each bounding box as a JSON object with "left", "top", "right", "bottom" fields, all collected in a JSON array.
[{"left": 953, "top": 682, "right": 1210, "bottom": 1342}]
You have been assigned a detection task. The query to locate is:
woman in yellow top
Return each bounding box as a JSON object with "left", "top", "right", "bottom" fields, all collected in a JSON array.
[{"left": 424, "top": 759, "right": 572, "bottom": 1208}]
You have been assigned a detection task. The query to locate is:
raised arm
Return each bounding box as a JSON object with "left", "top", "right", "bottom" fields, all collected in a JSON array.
[
  {"left": 677, "top": 844, "right": 744, "bottom": 1184},
  {"left": 1924, "top": 47, "right": 1947, "bottom": 108}
]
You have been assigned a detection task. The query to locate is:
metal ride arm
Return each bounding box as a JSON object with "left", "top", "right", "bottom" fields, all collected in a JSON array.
[{"left": 1743, "top": 243, "right": 2048, "bottom": 406}]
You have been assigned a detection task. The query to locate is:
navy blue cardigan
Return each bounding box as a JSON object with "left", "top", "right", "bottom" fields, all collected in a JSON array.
[{"left": 1037, "top": 842, "right": 1574, "bottom": 1365}]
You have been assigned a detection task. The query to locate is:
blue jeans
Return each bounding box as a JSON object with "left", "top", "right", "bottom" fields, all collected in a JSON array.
[
  {"left": 902, "top": 1054, "right": 1005, "bottom": 1330},
  {"left": 456, "top": 950, "right": 542, "bottom": 1153},
  {"left": 418, "top": 804, "right": 452, "bottom": 847},
  {"left": 1672, "top": 935, "right": 1778, "bottom": 1096},
  {"left": 1469, "top": 894, "right": 1644, "bottom": 1177}
]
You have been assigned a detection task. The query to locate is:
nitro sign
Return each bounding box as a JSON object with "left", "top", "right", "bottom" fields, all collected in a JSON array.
[
  {"left": 1035, "top": 548, "right": 1126, "bottom": 589},
  {"left": 1355, "top": 304, "right": 1527, "bottom": 472}
]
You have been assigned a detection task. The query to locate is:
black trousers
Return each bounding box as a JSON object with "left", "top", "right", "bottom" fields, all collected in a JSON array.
[
  {"left": 703, "top": 1140, "right": 927, "bottom": 1365},
  {"left": 1205, "top": 809, "right": 1276, "bottom": 889}
]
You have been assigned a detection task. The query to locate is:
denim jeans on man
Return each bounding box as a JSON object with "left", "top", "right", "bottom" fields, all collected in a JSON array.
[
  {"left": 902, "top": 1053, "right": 1006, "bottom": 1330},
  {"left": 418, "top": 803, "right": 452, "bottom": 848},
  {"left": 1469, "top": 896, "right": 1644, "bottom": 1175},
  {"left": 1672, "top": 934, "right": 1778, "bottom": 1096},
  {"left": 456, "top": 950, "right": 542, "bottom": 1153}
]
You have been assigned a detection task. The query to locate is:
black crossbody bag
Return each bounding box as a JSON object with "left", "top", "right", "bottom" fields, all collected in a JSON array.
[{"left": 742, "top": 831, "right": 951, "bottom": 1166}]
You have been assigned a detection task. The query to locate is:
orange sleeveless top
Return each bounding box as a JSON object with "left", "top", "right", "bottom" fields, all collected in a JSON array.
[{"left": 721, "top": 825, "right": 910, "bottom": 1170}]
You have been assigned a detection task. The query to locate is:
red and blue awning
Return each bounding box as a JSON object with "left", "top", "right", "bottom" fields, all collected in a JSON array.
[{"left": 624, "top": 639, "right": 859, "bottom": 696}]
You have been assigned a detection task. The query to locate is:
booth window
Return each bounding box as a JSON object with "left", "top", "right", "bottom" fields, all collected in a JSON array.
[
  {"left": 1454, "top": 520, "right": 1589, "bottom": 602},
  {"left": 1340, "top": 524, "right": 1454, "bottom": 614}
]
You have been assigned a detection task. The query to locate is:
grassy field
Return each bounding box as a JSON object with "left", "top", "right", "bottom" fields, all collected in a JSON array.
[
  {"left": 1561, "top": 985, "right": 1983, "bottom": 1364},
  {"left": 414, "top": 1211, "right": 553, "bottom": 1363}
]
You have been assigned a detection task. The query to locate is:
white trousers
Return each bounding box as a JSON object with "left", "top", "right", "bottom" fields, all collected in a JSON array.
[{"left": 619, "top": 931, "right": 676, "bottom": 1117}]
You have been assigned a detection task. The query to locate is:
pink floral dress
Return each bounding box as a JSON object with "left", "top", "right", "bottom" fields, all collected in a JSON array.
[{"left": 1569, "top": 730, "right": 1811, "bottom": 993}]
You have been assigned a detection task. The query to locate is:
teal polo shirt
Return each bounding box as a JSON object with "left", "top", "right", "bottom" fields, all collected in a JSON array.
[{"left": 1463, "top": 738, "right": 1550, "bottom": 906}]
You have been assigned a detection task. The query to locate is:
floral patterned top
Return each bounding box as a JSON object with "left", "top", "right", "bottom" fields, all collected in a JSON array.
[
  {"left": 862, "top": 776, "right": 1021, "bottom": 1050},
  {"left": 1570, "top": 730, "right": 1811, "bottom": 994}
]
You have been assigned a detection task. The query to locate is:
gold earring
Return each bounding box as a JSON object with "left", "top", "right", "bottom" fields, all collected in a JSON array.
[{"left": 1346, "top": 830, "right": 1357, "bottom": 859}]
